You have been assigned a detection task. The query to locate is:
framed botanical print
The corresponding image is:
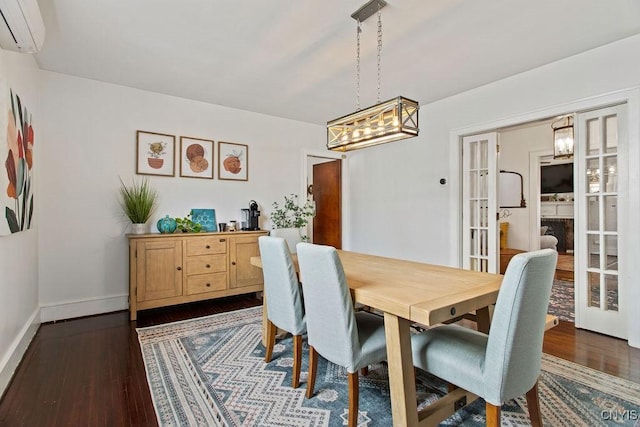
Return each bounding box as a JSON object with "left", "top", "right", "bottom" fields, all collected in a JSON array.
[
  {"left": 136, "top": 130, "right": 175, "bottom": 176},
  {"left": 180, "top": 136, "right": 214, "bottom": 179},
  {"left": 218, "top": 141, "right": 248, "bottom": 181}
]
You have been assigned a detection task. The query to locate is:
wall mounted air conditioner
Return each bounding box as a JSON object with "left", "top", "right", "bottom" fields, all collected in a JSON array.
[{"left": 0, "top": 0, "right": 45, "bottom": 53}]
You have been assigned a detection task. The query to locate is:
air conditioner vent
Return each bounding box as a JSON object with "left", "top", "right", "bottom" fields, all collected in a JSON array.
[{"left": 0, "top": 0, "right": 45, "bottom": 53}]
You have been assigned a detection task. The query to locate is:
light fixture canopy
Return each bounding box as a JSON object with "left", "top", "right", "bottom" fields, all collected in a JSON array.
[
  {"left": 327, "top": 96, "right": 419, "bottom": 151},
  {"left": 327, "top": 0, "right": 419, "bottom": 152},
  {"left": 552, "top": 116, "right": 574, "bottom": 159}
]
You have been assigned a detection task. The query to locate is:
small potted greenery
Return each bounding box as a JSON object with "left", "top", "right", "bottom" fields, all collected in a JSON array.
[
  {"left": 175, "top": 212, "right": 203, "bottom": 233},
  {"left": 119, "top": 177, "right": 158, "bottom": 234},
  {"left": 270, "top": 194, "right": 314, "bottom": 252}
]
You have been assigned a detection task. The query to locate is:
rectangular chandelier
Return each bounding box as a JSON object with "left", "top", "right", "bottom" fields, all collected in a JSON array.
[{"left": 327, "top": 96, "right": 419, "bottom": 151}]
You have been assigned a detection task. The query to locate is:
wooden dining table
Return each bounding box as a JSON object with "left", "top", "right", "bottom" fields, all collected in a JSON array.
[{"left": 250, "top": 249, "right": 504, "bottom": 427}]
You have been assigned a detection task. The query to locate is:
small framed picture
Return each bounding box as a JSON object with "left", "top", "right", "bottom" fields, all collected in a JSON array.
[
  {"left": 218, "top": 141, "right": 248, "bottom": 181},
  {"left": 136, "top": 130, "right": 175, "bottom": 176},
  {"left": 180, "top": 136, "right": 214, "bottom": 179},
  {"left": 191, "top": 208, "right": 217, "bottom": 232}
]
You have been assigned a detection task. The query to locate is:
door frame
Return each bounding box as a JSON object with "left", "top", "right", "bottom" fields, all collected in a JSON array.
[
  {"left": 301, "top": 149, "right": 350, "bottom": 249},
  {"left": 447, "top": 88, "right": 640, "bottom": 348}
]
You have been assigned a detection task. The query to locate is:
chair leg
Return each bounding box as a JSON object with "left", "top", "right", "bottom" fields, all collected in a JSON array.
[
  {"left": 525, "top": 381, "right": 543, "bottom": 427},
  {"left": 306, "top": 346, "right": 318, "bottom": 399},
  {"left": 360, "top": 366, "right": 368, "bottom": 376},
  {"left": 485, "top": 403, "right": 500, "bottom": 427},
  {"left": 348, "top": 371, "right": 359, "bottom": 427},
  {"left": 292, "top": 335, "right": 302, "bottom": 388},
  {"left": 264, "top": 319, "right": 276, "bottom": 363}
]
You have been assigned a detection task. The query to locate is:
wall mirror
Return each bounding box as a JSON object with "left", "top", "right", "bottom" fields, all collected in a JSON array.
[{"left": 499, "top": 170, "right": 526, "bottom": 208}]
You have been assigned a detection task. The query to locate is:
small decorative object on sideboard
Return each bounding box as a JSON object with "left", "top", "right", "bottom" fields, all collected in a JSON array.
[
  {"left": 118, "top": 176, "right": 158, "bottom": 234},
  {"left": 191, "top": 208, "right": 217, "bottom": 232},
  {"left": 227, "top": 220, "right": 237, "bottom": 231},
  {"left": 156, "top": 215, "right": 177, "bottom": 234},
  {"left": 175, "top": 213, "right": 203, "bottom": 233}
]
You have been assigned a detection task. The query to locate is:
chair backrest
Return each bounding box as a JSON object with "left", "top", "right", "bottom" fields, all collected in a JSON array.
[
  {"left": 258, "top": 236, "right": 305, "bottom": 335},
  {"left": 484, "top": 249, "right": 558, "bottom": 403},
  {"left": 296, "top": 242, "right": 360, "bottom": 371}
]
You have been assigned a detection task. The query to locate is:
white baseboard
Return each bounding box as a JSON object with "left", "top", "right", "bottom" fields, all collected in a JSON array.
[
  {"left": 40, "top": 294, "right": 128, "bottom": 323},
  {"left": 0, "top": 307, "right": 40, "bottom": 397}
]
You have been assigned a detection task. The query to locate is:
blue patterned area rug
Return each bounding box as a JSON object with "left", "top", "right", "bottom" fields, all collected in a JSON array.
[
  {"left": 549, "top": 279, "right": 574, "bottom": 322},
  {"left": 137, "top": 306, "right": 640, "bottom": 426}
]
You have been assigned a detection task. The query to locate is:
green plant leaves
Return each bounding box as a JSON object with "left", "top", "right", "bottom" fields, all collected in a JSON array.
[
  {"left": 270, "top": 194, "right": 314, "bottom": 229},
  {"left": 118, "top": 177, "right": 158, "bottom": 223}
]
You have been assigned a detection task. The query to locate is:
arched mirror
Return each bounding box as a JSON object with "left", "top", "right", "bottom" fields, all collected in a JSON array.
[{"left": 499, "top": 170, "right": 526, "bottom": 208}]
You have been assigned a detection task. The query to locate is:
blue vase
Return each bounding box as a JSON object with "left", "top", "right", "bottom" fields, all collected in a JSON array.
[{"left": 157, "top": 215, "right": 177, "bottom": 234}]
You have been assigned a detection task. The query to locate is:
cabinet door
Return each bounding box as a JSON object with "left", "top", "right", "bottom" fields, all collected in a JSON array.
[
  {"left": 229, "top": 235, "right": 263, "bottom": 288},
  {"left": 136, "top": 239, "right": 183, "bottom": 301}
]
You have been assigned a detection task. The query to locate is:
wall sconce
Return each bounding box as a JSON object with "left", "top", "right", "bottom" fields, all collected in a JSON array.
[{"left": 552, "top": 116, "right": 574, "bottom": 159}]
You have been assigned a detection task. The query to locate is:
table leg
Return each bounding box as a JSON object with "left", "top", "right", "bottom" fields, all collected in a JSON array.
[
  {"left": 476, "top": 306, "right": 491, "bottom": 334},
  {"left": 384, "top": 313, "right": 419, "bottom": 427},
  {"left": 261, "top": 294, "right": 268, "bottom": 346}
]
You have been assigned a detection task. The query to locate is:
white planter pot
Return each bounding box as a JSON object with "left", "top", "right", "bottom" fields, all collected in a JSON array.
[
  {"left": 130, "top": 223, "right": 148, "bottom": 234},
  {"left": 271, "top": 227, "right": 303, "bottom": 253}
]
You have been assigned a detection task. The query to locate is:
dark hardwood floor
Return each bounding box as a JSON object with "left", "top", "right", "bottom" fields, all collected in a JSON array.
[{"left": 1, "top": 295, "right": 638, "bottom": 426}]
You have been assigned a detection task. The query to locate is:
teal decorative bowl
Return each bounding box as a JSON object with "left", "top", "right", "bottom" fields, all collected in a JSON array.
[{"left": 157, "top": 215, "right": 177, "bottom": 234}]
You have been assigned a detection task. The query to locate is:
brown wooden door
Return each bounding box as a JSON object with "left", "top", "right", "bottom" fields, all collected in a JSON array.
[{"left": 312, "top": 159, "right": 342, "bottom": 248}]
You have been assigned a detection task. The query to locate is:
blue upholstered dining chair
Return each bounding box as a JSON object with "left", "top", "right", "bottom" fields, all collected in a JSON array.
[
  {"left": 411, "top": 249, "right": 557, "bottom": 427},
  {"left": 258, "top": 236, "right": 306, "bottom": 388},
  {"left": 296, "top": 242, "right": 388, "bottom": 427}
]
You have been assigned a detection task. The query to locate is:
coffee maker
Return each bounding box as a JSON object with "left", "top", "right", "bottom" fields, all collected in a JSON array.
[{"left": 241, "top": 200, "right": 260, "bottom": 231}]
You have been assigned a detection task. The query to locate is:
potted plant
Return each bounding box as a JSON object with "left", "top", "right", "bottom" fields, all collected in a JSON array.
[
  {"left": 175, "top": 212, "right": 203, "bottom": 233},
  {"left": 270, "top": 194, "right": 314, "bottom": 253},
  {"left": 119, "top": 177, "right": 158, "bottom": 234}
]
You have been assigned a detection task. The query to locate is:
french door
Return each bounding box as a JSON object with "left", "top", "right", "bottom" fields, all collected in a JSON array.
[
  {"left": 462, "top": 133, "right": 498, "bottom": 273},
  {"left": 575, "top": 104, "right": 627, "bottom": 338}
]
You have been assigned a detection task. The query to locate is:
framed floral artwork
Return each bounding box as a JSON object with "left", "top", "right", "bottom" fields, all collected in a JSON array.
[
  {"left": 180, "top": 136, "right": 214, "bottom": 179},
  {"left": 1, "top": 88, "right": 35, "bottom": 235},
  {"left": 218, "top": 141, "right": 248, "bottom": 181},
  {"left": 136, "top": 130, "right": 175, "bottom": 176}
]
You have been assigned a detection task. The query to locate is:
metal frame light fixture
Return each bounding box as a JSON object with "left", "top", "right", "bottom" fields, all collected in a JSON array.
[
  {"left": 327, "top": 0, "right": 419, "bottom": 152},
  {"left": 552, "top": 116, "right": 574, "bottom": 159}
]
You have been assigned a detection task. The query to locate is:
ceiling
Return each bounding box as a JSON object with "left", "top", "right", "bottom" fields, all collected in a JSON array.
[{"left": 34, "top": 0, "right": 640, "bottom": 125}]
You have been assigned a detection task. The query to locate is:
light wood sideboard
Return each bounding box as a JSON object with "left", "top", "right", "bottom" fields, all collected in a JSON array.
[{"left": 128, "top": 230, "right": 268, "bottom": 320}]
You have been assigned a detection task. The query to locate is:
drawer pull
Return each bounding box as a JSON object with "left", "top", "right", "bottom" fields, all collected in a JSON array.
[
  {"left": 206, "top": 283, "right": 211, "bottom": 287},
  {"left": 206, "top": 245, "right": 210, "bottom": 249},
  {"left": 206, "top": 264, "right": 211, "bottom": 268},
  {"left": 219, "top": 238, "right": 226, "bottom": 242},
  {"left": 231, "top": 261, "right": 236, "bottom": 266},
  {"left": 177, "top": 266, "right": 182, "bottom": 271}
]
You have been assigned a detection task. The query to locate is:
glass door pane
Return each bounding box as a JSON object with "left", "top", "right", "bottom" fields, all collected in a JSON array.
[
  {"left": 576, "top": 104, "right": 626, "bottom": 339},
  {"left": 462, "top": 133, "right": 497, "bottom": 273}
]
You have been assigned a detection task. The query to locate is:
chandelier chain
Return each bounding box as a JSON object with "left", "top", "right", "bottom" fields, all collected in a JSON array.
[
  {"left": 356, "top": 19, "right": 361, "bottom": 111},
  {"left": 377, "top": 5, "right": 382, "bottom": 103}
]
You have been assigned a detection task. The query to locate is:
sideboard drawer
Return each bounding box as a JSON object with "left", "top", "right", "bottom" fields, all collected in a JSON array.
[
  {"left": 186, "top": 273, "right": 227, "bottom": 295},
  {"left": 186, "top": 236, "right": 227, "bottom": 256},
  {"left": 186, "top": 254, "right": 227, "bottom": 275}
]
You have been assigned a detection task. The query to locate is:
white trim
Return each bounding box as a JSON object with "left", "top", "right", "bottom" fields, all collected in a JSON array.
[
  {"left": 0, "top": 307, "right": 40, "bottom": 397},
  {"left": 301, "top": 149, "right": 351, "bottom": 250},
  {"left": 39, "top": 294, "right": 128, "bottom": 323},
  {"left": 448, "top": 87, "right": 640, "bottom": 348},
  {"left": 529, "top": 150, "right": 554, "bottom": 251}
]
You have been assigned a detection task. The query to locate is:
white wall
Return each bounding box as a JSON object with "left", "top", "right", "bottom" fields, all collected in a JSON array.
[
  {"left": 0, "top": 50, "right": 40, "bottom": 395},
  {"left": 38, "top": 71, "right": 325, "bottom": 321},
  {"left": 498, "top": 121, "right": 553, "bottom": 250},
  {"left": 347, "top": 34, "right": 640, "bottom": 346}
]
